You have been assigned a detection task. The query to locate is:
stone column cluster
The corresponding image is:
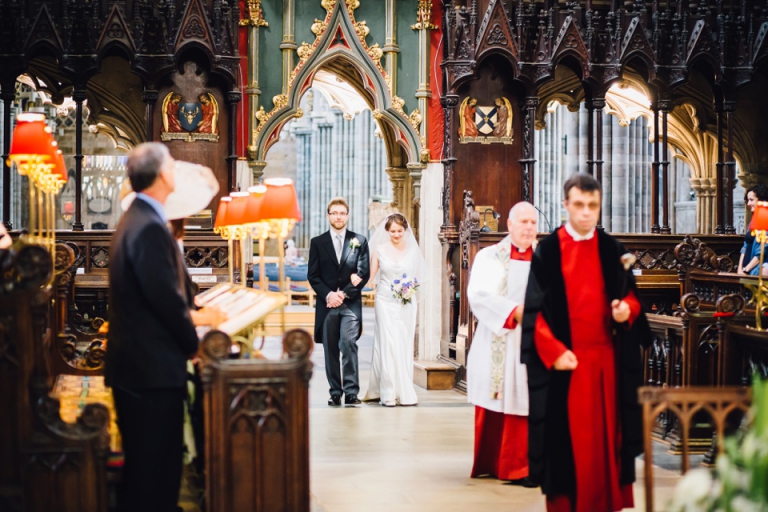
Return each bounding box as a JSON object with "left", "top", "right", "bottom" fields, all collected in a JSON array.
[
  {"left": 291, "top": 93, "right": 389, "bottom": 248},
  {"left": 532, "top": 103, "right": 722, "bottom": 234}
]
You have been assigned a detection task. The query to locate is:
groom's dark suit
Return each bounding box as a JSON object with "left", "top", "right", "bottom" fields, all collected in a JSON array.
[{"left": 308, "top": 229, "right": 370, "bottom": 400}]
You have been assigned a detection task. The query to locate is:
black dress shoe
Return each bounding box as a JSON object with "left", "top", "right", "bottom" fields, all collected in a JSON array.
[
  {"left": 345, "top": 394, "right": 362, "bottom": 405},
  {"left": 505, "top": 477, "right": 538, "bottom": 488},
  {"left": 328, "top": 395, "right": 341, "bottom": 406}
]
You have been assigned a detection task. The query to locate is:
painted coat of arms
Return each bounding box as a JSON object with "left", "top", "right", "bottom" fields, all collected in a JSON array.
[
  {"left": 161, "top": 92, "right": 219, "bottom": 142},
  {"left": 458, "top": 97, "right": 514, "bottom": 144}
]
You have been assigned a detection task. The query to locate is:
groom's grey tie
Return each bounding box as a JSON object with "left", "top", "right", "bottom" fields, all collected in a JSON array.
[{"left": 334, "top": 234, "right": 343, "bottom": 263}]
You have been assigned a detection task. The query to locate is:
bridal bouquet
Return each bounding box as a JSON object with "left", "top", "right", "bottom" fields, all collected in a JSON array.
[{"left": 391, "top": 274, "right": 419, "bottom": 305}]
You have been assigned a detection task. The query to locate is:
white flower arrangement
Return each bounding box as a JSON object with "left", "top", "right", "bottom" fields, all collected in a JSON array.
[
  {"left": 349, "top": 237, "right": 361, "bottom": 250},
  {"left": 668, "top": 375, "right": 768, "bottom": 512},
  {"left": 391, "top": 273, "right": 419, "bottom": 305}
]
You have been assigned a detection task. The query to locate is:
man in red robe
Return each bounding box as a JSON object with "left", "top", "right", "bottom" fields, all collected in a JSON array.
[
  {"left": 521, "top": 173, "right": 651, "bottom": 512},
  {"left": 466, "top": 202, "right": 538, "bottom": 486}
]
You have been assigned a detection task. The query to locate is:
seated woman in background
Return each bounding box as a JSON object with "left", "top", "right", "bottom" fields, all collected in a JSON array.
[
  {"left": 284, "top": 239, "right": 304, "bottom": 266},
  {"left": 739, "top": 184, "right": 768, "bottom": 276}
]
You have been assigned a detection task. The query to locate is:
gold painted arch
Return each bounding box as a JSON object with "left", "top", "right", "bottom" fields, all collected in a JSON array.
[{"left": 252, "top": 0, "right": 423, "bottom": 168}]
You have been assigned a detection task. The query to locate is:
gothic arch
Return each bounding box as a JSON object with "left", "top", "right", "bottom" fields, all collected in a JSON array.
[{"left": 252, "top": 0, "right": 422, "bottom": 168}]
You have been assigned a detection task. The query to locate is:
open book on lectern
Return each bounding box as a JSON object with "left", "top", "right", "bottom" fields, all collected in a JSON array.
[{"left": 195, "top": 283, "right": 288, "bottom": 336}]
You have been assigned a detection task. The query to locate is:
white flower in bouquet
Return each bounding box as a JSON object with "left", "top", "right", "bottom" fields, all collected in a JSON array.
[
  {"left": 391, "top": 273, "right": 419, "bottom": 305},
  {"left": 668, "top": 468, "right": 718, "bottom": 511}
]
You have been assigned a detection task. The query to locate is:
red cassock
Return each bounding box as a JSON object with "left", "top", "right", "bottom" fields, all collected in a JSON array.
[
  {"left": 471, "top": 244, "right": 531, "bottom": 481},
  {"left": 534, "top": 229, "right": 640, "bottom": 512}
]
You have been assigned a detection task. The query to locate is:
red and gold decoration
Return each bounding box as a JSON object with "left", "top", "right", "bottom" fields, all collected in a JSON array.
[
  {"left": 161, "top": 91, "right": 219, "bottom": 142},
  {"left": 458, "top": 96, "right": 514, "bottom": 144}
]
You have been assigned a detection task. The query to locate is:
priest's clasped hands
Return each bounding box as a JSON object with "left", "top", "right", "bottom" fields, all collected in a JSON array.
[{"left": 552, "top": 299, "right": 632, "bottom": 371}]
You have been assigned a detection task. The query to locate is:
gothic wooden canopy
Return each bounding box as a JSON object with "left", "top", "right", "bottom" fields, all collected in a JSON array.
[{"left": 440, "top": 0, "right": 768, "bottom": 242}]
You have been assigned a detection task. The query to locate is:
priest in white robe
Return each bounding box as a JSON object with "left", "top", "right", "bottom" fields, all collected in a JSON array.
[{"left": 466, "top": 201, "right": 537, "bottom": 484}]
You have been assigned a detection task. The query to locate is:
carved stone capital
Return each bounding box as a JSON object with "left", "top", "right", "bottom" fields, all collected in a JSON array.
[
  {"left": 441, "top": 95, "right": 460, "bottom": 108},
  {"left": 250, "top": 160, "right": 267, "bottom": 179},
  {"left": 226, "top": 90, "right": 242, "bottom": 104},
  {"left": 72, "top": 89, "right": 88, "bottom": 103},
  {"left": 657, "top": 99, "right": 673, "bottom": 112},
  {"left": 142, "top": 89, "right": 159, "bottom": 104}
]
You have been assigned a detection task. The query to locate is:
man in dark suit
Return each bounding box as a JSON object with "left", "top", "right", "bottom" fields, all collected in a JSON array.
[
  {"left": 308, "top": 197, "right": 370, "bottom": 406},
  {"left": 106, "top": 142, "right": 199, "bottom": 512}
]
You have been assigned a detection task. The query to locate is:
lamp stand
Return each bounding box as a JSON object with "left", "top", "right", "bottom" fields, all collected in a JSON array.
[{"left": 227, "top": 236, "right": 234, "bottom": 283}]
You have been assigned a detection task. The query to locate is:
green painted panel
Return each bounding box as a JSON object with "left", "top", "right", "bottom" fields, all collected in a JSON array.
[
  {"left": 396, "top": 0, "right": 419, "bottom": 114},
  {"left": 259, "top": 0, "right": 285, "bottom": 109},
  {"left": 353, "top": 0, "right": 385, "bottom": 51},
  {"left": 294, "top": 1, "right": 324, "bottom": 49}
]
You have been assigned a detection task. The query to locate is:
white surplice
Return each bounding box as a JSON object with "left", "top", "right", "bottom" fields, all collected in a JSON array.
[{"left": 466, "top": 237, "right": 530, "bottom": 415}]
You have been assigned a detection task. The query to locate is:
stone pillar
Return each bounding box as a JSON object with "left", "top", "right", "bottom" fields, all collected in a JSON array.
[
  {"left": 408, "top": 163, "right": 424, "bottom": 240},
  {"left": 280, "top": 0, "right": 296, "bottom": 95},
  {"left": 384, "top": 0, "right": 398, "bottom": 96},
  {"left": 418, "top": 162, "right": 443, "bottom": 361},
  {"left": 240, "top": 1, "right": 267, "bottom": 161},
  {"left": 386, "top": 166, "right": 411, "bottom": 219},
  {"left": 611, "top": 113, "right": 628, "bottom": 231},
  {"left": 601, "top": 111, "right": 612, "bottom": 231},
  {"left": 691, "top": 177, "right": 717, "bottom": 234}
]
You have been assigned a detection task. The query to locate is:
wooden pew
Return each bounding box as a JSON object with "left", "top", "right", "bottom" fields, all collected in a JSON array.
[
  {"left": 0, "top": 243, "right": 110, "bottom": 512},
  {"left": 198, "top": 329, "right": 312, "bottom": 512},
  {"left": 46, "top": 232, "right": 231, "bottom": 378}
]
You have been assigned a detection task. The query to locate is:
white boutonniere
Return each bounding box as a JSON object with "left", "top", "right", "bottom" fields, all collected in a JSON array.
[{"left": 349, "top": 238, "right": 361, "bottom": 250}]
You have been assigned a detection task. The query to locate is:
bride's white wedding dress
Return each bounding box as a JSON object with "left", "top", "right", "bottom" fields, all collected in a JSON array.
[{"left": 363, "top": 244, "right": 419, "bottom": 406}]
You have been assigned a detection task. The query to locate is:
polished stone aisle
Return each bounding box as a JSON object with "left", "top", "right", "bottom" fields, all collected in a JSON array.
[{"left": 265, "top": 307, "right": 682, "bottom": 512}]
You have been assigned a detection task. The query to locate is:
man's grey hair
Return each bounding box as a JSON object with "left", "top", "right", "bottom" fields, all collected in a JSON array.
[
  {"left": 508, "top": 201, "right": 537, "bottom": 222},
  {"left": 127, "top": 142, "right": 170, "bottom": 193}
]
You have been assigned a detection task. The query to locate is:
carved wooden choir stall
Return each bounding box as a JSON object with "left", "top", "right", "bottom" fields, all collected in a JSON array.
[{"left": 0, "top": 239, "right": 313, "bottom": 512}]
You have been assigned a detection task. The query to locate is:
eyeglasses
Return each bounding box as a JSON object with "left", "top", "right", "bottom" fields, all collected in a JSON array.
[{"left": 327, "top": 212, "right": 348, "bottom": 217}]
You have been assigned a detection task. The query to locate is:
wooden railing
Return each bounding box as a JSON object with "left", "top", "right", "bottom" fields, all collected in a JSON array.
[{"left": 639, "top": 386, "right": 752, "bottom": 512}]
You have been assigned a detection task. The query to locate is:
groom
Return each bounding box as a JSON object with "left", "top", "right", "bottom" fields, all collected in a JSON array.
[{"left": 308, "top": 197, "right": 370, "bottom": 406}]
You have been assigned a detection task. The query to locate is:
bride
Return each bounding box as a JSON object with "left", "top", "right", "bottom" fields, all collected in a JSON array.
[{"left": 353, "top": 213, "right": 425, "bottom": 407}]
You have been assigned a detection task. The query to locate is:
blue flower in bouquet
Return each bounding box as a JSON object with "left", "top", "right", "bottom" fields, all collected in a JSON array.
[{"left": 391, "top": 273, "right": 420, "bottom": 305}]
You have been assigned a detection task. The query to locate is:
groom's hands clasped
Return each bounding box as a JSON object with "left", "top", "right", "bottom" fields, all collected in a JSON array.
[{"left": 326, "top": 290, "right": 345, "bottom": 308}]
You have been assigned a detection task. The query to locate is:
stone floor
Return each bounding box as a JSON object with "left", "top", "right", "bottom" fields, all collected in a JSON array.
[{"left": 257, "top": 307, "right": 685, "bottom": 512}]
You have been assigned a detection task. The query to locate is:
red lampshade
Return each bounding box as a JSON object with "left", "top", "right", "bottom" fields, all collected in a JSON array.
[
  {"left": 224, "top": 191, "right": 250, "bottom": 226},
  {"left": 239, "top": 185, "right": 266, "bottom": 224},
  {"left": 214, "top": 196, "right": 232, "bottom": 229},
  {"left": 753, "top": 201, "right": 768, "bottom": 232},
  {"left": 258, "top": 178, "right": 302, "bottom": 221},
  {"left": 9, "top": 113, "right": 54, "bottom": 164},
  {"left": 53, "top": 150, "right": 68, "bottom": 182}
]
